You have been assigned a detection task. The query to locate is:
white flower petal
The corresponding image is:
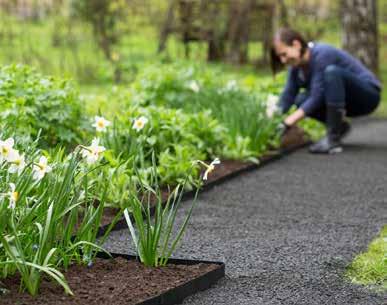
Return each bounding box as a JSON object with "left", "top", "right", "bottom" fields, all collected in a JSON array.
[
  {"left": 211, "top": 158, "right": 221, "bottom": 165},
  {"left": 39, "top": 156, "right": 48, "bottom": 165},
  {"left": 8, "top": 165, "right": 18, "bottom": 174},
  {"left": 132, "top": 116, "right": 148, "bottom": 131},
  {"left": 5, "top": 138, "right": 14, "bottom": 147}
]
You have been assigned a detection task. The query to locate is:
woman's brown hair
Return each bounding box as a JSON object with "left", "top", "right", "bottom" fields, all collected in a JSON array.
[{"left": 270, "top": 28, "right": 308, "bottom": 74}]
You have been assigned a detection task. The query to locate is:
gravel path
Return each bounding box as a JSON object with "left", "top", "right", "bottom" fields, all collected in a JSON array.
[{"left": 104, "top": 118, "right": 387, "bottom": 305}]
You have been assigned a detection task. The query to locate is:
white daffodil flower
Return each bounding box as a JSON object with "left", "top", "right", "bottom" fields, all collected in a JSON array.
[
  {"left": 92, "top": 116, "right": 111, "bottom": 132},
  {"left": 266, "top": 94, "right": 279, "bottom": 118},
  {"left": 8, "top": 150, "right": 26, "bottom": 175},
  {"left": 81, "top": 138, "right": 106, "bottom": 164},
  {"left": 33, "top": 156, "right": 52, "bottom": 181},
  {"left": 195, "top": 158, "right": 221, "bottom": 181},
  {"left": 203, "top": 158, "right": 221, "bottom": 180},
  {"left": 7, "top": 183, "right": 18, "bottom": 209},
  {"left": 225, "top": 80, "right": 238, "bottom": 91},
  {"left": 187, "top": 80, "right": 200, "bottom": 93},
  {"left": 39, "top": 78, "right": 51, "bottom": 88},
  {"left": 0, "top": 137, "right": 15, "bottom": 162},
  {"left": 132, "top": 116, "right": 149, "bottom": 132}
]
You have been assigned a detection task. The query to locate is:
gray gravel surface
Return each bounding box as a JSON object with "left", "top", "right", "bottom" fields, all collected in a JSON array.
[{"left": 103, "top": 118, "right": 387, "bottom": 305}]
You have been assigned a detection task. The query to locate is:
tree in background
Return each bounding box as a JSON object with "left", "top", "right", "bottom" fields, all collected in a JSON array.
[
  {"left": 158, "top": 0, "right": 275, "bottom": 65},
  {"left": 341, "top": 0, "right": 379, "bottom": 75},
  {"left": 71, "top": 0, "right": 128, "bottom": 83},
  {"left": 227, "top": 0, "right": 254, "bottom": 64}
]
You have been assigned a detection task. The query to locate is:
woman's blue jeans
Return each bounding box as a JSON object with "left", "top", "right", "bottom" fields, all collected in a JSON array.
[{"left": 295, "top": 65, "right": 381, "bottom": 123}]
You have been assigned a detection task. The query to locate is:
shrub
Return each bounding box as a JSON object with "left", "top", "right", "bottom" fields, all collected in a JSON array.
[
  {"left": 129, "top": 64, "right": 282, "bottom": 155},
  {"left": 0, "top": 64, "right": 89, "bottom": 147},
  {"left": 99, "top": 105, "right": 228, "bottom": 191}
]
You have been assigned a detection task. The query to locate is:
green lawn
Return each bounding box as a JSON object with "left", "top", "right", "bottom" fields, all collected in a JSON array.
[{"left": 346, "top": 226, "right": 387, "bottom": 291}]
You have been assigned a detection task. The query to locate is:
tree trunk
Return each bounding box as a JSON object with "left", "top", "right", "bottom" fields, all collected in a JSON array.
[
  {"left": 277, "top": 0, "right": 289, "bottom": 27},
  {"left": 261, "top": 3, "right": 275, "bottom": 64},
  {"left": 341, "top": 0, "right": 379, "bottom": 75},
  {"left": 208, "top": 37, "right": 225, "bottom": 61},
  {"left": 158, "top": 0, "right": 177, "bottom": 53},
  {"left": 179, "top": 0, "right": 195, "bottom": 59},
  {"left": 206, "top": 1, "right": 226, "bottom": 61},
  {"left": 227, "top": 0, "right": 254, "bottom": 64}
]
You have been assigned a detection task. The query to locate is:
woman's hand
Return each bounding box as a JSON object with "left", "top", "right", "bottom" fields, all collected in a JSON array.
[{"left": 284, "top": 108, "right": 306, "bottom": 126}]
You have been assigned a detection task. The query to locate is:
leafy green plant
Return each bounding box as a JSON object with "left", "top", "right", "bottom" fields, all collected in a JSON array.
[
  {"left": 0, "top": 64, "right": 90, "bottom": 147},
  {"left": 298, "top": 117, "right": 326, "bottom": 141},
  {"left": 96, "top": 104, "right": 228, "bottom": 192},
  {"left": 157, "top": 144, "right": 204, "bottom": 188},
  {"left": 0, "top": 132, "right": 112, "bottom": 296},
  {"left": 129, "top": 64, "right": 282, "bottom": 156},
  {"left": 123, "top": 157, "right": 218, "bottom": 267}
]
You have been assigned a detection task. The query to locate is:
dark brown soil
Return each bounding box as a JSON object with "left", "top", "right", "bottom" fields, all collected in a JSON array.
[
  {"left": 100, "top": 206, "right": 124, "bottom": 228},
  {"left": 0, "top": 257, "right": 220, "bottom": 305},
  {"left": 280, "top": 125, "right": 309, "bottom": 150},
  {"left": 203, "top": 159, "right": 256, "bottom": 181}
]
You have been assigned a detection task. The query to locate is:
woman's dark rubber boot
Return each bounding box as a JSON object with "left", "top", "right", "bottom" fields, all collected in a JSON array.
[
  {"left": 339, "top": 120, "right": 351, "bottom": 140},
  {"left": 309, "top": 106, "right": 345, "bottom": 154}
]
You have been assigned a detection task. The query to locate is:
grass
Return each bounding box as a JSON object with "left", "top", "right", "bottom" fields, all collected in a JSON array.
[{"left": 346, "top": 226, "right": 387, "bottom": 291}]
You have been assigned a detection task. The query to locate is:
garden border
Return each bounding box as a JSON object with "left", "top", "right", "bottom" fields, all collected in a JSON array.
[
  {"left": 96, "top": 137, "right": 311, "bottom": 238},
  {"left": 96, "top": 252, "right": 225, "bottom": 305}
]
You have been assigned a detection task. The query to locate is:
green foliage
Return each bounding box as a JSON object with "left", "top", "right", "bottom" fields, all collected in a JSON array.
[
  {"left": 0, "top": 65, "right": 89, "bottom": 147},
  {"left": 98, "top": 104, "right": 226, "bottom": 195},
  {"left": 130, "top": 64, "right": 282, "bottom": 155},
  {"left": 124, "top": 159, "right": 202, "bottom": 267},
  {"left": 346, "top": 226, "right": 387, "bottom": 291},
  {"left": 298, "top": 118, "right": 325, "bottom": 141},
  {"left": 0, "top": 129, "right": 111, "bottom": 295},
  {"left": 79, "top": 64, "right": 286, "bottom": 206},
  {"left": 157, "top": 145, "right": 204, "bottom": 187}
]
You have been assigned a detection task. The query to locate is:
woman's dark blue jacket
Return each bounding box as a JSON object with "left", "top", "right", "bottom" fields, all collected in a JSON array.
[{"left": 280, "top": 43, "right": 381, "bottom": 115}]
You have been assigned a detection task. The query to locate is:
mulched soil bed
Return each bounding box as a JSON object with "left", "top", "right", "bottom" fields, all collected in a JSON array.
[{"left": 0, "top": 256, "right": 220, "bottom": 305}]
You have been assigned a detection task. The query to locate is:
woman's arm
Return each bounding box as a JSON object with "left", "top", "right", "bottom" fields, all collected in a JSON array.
[
  {"left": 280, "top": 68, "right": 300, "bottom": 113},
  {"left": 284, "top": 108, "right": 305, "bottom": 126}
]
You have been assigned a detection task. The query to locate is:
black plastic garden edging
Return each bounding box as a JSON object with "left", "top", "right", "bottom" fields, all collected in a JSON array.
[
  {"left": 96, "top": 251, "right": 225, "bottom": 305},
  {"left": 96, "top": 139, "right": 311, "bottom": 238}
]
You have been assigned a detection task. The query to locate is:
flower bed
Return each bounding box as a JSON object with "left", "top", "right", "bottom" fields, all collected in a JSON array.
[
  {"left": 0, "top": 63, "right": 312, "bottom": 302},
  {"left": 0, "top": 253, "right": 225, "bottom": 305},
  {"left": 0, "top": 134, "right": 223, "bottom": 302},
  {"left": 96, "top": 125, "right": 310, "bottom": 237}
]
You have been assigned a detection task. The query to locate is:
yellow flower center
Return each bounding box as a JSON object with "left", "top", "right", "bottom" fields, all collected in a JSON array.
[
  {"left": 37, "top": 163, "right": 46, "bottom": 171},
  {"left": 97, "top": 121, "right": 104, "bottom": 128},
  {"left": 2, "top": 147, "right": 9, "bottom": 155},
  {"left": 11, "top": 191, "right": 18, "bottom": 202}
]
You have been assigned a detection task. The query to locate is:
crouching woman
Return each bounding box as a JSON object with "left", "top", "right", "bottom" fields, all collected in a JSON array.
[{"left": 271, "top": 28, "right": 381, "bottom": 154}]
